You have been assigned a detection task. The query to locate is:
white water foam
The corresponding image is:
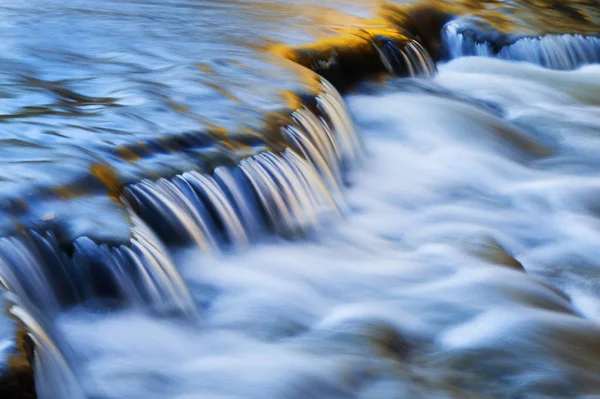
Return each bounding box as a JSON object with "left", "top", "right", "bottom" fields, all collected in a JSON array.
[{"left": 57, "top": 58, "right": 600, "bottom": 398}]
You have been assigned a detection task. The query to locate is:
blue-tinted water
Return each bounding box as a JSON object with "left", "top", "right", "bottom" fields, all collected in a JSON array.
[{"left": 0, "top": 1, "right": 600, "bottom": 398}]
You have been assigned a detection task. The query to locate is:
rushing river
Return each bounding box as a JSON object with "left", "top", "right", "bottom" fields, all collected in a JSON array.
[{"left": 0, "top": 1, "right": 600, "bottom": 398}]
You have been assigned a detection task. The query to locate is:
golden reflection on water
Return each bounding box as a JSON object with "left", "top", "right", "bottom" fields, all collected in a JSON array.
[{"left": 389, "top": 0, "right": 600, "bottom": 34}]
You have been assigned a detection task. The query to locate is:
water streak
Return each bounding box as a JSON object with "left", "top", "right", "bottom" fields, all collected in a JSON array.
[
  {"left": 378, "top": 40, "right": 437, "bottom": 77},
  {"left": 240, "top": 149, "right": 339, "bottom": 237},
  {"left": 9, "top": 302, "right": 85, "bottom": 399},
  {"left": 115, "top": 212, "right": 196, "bottom": 316}
]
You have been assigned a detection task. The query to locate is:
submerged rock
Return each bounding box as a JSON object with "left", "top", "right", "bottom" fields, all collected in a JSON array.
[{"left": 468, "top": 236, "right": 526, "bottom": 272}]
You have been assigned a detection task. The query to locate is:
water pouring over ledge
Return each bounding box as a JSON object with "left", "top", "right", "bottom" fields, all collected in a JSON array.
[
  {"left": 55, "top": 58, "right": 600, "bottom": 398},
  {"left": 0, "top": 0, "right": 599, "bottom": 397},
  {"left": 0, "top": 36, "right": 435, "bottom": 315},
  {"left": 443, "top": 20, "right": 600, "bottom": 69}
]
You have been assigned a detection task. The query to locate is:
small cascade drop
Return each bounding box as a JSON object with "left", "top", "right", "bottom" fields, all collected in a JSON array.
[
  {"left": 181, "top": 171, "right": 251, "bottom": 247},
  {"left": 404, "top": 41, "right": 437, "bottom": 76},
  {"left": 8, "top": 301, "right": 86, "bottom": 399},
  {"left": 213, "top": 165, "right": 264, "bottom": 242},
  {"left": 443, "top": 21, "right": 600, "bottom": 69},
  {"left": 0, "top": 226, "right": 195, "bottom": 316},
  {"left": 127, "top": 148, "right": 340, "bottom": 246},
  {"left": 443, "top": 21, "right": 496, "bottom": 58},
  {"left": 285, "top": 107, "right": 343, "bottom": 194},
  {"left": 126, "top": 171, "right": 257, "bottom": 250},
  {"left": 239, "top": 149, "right": 340, "bottom": 237},
  {"left": 377, "top": 40, "right": 437, "bottom": 77},
  {"left": 0, "top": 233, "right": 77, "bottom": 314},
  {"left": 71, "top": 212, "right": 196, "bottom": 315},
  {"left": 127, "top": 78, "right": 360, "bottom": 247},
  {"left": 125, "top": 178, "right": 221, "bottom": 252},
  {"left": 316, "top": 78, "right": 363, "bottom": 167},
  {"left": 496, "top": 35, "right": 600, "bottom": 69},
  {"left": 111, "top": 212, "right": 196, "bottom": 316}
]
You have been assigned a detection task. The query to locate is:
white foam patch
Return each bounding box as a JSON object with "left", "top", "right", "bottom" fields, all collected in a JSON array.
[{"left": 58, "top": 57, "right": 600, "bottom": 398}]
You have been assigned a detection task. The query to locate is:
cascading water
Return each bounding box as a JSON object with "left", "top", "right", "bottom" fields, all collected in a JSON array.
[
  {"left": 7, "top": 298, "right": 85, "bottom": 399},
  {"left": 443, "top": 20, "right": 600, "bottom": 69},
  {"left": 0, "top": 233, "right": 77, "bottom": 314},
  {"left": 0, "top": 1, "right": 600, "bottom": 398},
  {"left": 240, "top": 150, "right": 339, "bottom": 236},
  {"left": 442, "top": 20, "right": 500, "bottom": 58},
  {"left": 111, "top": 212, "right": 196, "bottom": 316},
  {"left": 497, "top": 35, "right": 600, "bottom": 69},
  {"left": 127, "top": 78, "right": 359, "bottom": 244},
  {"left": 56, "top": 54, "right": 600, "bottom": 397},
  {"left": 0, "top": 73, "right": 367, "bottom": 396},
  {"left": 0, "top": 222, "right": 195, "bottom": 317},
  {"left": 377, "top": 40, "right": 437, "bottom": 77}
]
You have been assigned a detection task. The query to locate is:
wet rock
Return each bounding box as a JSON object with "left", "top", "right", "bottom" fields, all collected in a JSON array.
[
  {"left": 302, "top": 311, "right": 423, "bottom": 362},
  {"left": 381, "top": 4, "right": 452, "bottom": 61},
  {"left": 469, "top": 236, "right": 526, "bottom": 272},
  {"left": 437, "top": 308, "right": 600, "bottom": 397},
  {"left": 274, "top": 29, "right": 413, "bottom": 92},
  {"left": 368, "top": 322, "right": 413, "bottom": 361}
]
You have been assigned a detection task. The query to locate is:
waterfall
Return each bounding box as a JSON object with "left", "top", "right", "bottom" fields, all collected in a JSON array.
[
  {"left": 377, "top": 40, "right": 437, "bottom": 77},
  {"left": 316, "top": 78, "right": 363, "bottom": 166},
  {"left": 0, "top": 233, "right": 76, "bottom": 315},
  {"left": 240, "top": 149, "right": 339, "bottom": 237},
  {"left": 111, "top": 212, "right": 196, "bottom": 316},
  {"left": 0, "top": 223, "right": 195, "bottom": 317},
  {"left": 496, "top": 35, "right": 600, "bottom": 69},
  {"left": 404, "top": 41, "right": 437, "bottom": 76},
  {"left": 442, "top": 21, "right": 496, "bottom": 58},
  {"left": 0, "top": 77, "right": 360, "bottom": 313},
  {"left": 125, "top": 178, "right": 223, "bottom": 252},
  {"left": 8, "top": 300, "right": 86, "bottom": 399},
  {"left": 0, "top": 75, "right": 362, "bottom": 398},
  {"left": 127, "top": 78, "right": 360, "bottom": 245},
  {"left": 443, "top": 21, "right": 600, "bottom": 69}
]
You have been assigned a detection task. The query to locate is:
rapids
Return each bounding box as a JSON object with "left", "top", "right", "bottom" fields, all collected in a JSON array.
[
  {"left": 0, "top": 1, "right": 599, "bottom": 398},
  {"left": 50, "top": 58, "right": 600, "bottom": 398}
]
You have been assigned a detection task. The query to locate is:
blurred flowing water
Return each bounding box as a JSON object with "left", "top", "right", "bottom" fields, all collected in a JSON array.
[{"left": 0, "top": 0, "right": 599, "bottom": 398}]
